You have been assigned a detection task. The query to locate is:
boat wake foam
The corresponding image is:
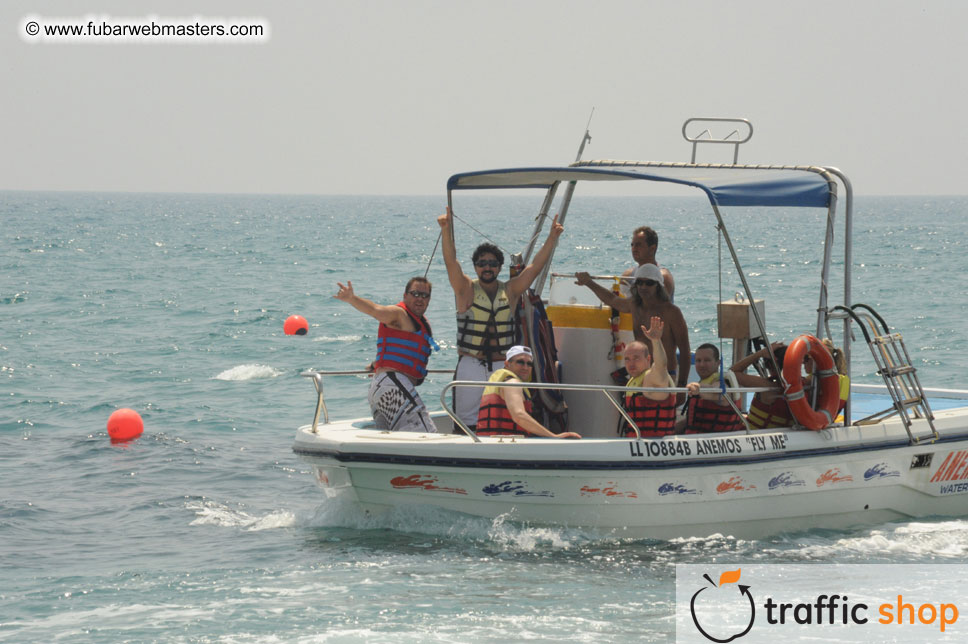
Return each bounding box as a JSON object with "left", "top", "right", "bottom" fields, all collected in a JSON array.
[
  {"left": 213, "top": 364, "right": 283, "bottom": 381},
  {"left": 815, "top": 520, "right": 968, "bottom": 560},
  {"left": 186, "top": 499, "right": 296, "bottom": 531},
  {"left": 723, "top": 518, "right": 968, "bottom": 564},
  {"left": 306, "top": 496, "right": 603, "bottom": 551}
]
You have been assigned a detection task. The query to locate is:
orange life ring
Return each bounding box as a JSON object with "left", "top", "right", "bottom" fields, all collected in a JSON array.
[{"left": 782, "top": 334, "right": 840, "bottom": 430}]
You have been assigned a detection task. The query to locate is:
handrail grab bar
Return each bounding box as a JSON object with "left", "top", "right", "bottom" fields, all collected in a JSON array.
[
  {"left": 550, "top": 272, "right": 628, "bottom": 281},
  {"left": 600, "top": 389, "right": 642, "bottom": 439},
  {"left": 681, "top": 117, "right": 753, "bottom": 164}
]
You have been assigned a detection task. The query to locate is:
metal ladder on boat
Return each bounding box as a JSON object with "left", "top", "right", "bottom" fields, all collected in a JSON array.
[{"left": 833, "top": 304, "right": 938, "bottom": 443}]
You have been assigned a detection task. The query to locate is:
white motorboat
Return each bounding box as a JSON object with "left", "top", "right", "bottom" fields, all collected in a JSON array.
[{"left": 293, "top": 118, "right": 968, "bottom": 539}]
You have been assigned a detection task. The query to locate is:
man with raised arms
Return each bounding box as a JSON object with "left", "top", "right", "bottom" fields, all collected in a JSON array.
[
  {"left": 437, "top": 207, "right": 564, "bottom": 429},
  {"left": 576, "top": 263, "right": 690, "bottom": 398},
  {"left": 334, "top": 277, "right": 438, "bottom": 433}
]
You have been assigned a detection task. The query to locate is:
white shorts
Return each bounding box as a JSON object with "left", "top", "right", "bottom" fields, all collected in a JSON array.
[
  {"left": 368, "top": 372, "right": 437, "bottom": 433},
  {"left": 454, "top": 354, "right": 500, "bottom": 427}
]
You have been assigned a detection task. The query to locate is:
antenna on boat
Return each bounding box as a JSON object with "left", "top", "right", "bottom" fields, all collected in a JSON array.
[
  {"left": 574, "top": 108, "right": 594, "bottom": 162},
  {"left": 528, "top": 109, "right": 595, "bottom": 295},
  {"left": 522, "top": 107, "right": 594, "bottom": 260}
]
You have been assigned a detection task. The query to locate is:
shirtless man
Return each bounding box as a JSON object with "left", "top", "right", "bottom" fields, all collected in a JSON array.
[
  {"left": 576, "top": 263, "right": 690, "bottom": 398},
  {"left": 620, "top": 226, "right": 675, "bottom": 300},
  {"left": 437, "top": 207, "right": 564, "bottom": 428}
]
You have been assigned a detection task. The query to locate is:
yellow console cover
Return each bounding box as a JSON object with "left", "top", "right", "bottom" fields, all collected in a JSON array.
[{"left": 546, "top": 305, "right": 634, "bottom": 330}]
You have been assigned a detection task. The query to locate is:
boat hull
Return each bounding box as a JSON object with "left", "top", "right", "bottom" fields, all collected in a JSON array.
[{"left": 294, "top": 407, "right": 968, "bottom": 539}]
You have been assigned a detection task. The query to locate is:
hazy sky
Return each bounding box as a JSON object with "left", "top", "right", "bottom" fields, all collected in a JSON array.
[{"left": 4, "top": 0, "right": 967, "bottom": 195}]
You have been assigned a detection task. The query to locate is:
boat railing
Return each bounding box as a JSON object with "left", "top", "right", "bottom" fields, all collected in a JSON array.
[
  {"left": 301, "top": 369, "right": 774, "bottom": 438},
  {"left": 550, "top": 272, "right": 626, "bottom": 281},
  {"left": 440, "top": 380, "right": 775, "bottom": 442},
  {"left": 300, "top": 369, "right": 456, "bottom": 431},
  {"left": 852, "top": 384, "right": 968, "bottom": 400}
]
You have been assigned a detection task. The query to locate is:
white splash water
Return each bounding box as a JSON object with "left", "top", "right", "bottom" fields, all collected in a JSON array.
[
  {"left": 814, "top": 521, "right": 968, "bottom": 559},
  {"left": 312, "top": 334, "right": 363, "bottom": 343},
  {"left": 186, "top": 499, "right": 296, "bottom": 531},
  {"left": 305, "top": 495, "right": 601, "bottom": 551},
  {"left": 213, "top": 364, "right": 283, "bottom": 381}
]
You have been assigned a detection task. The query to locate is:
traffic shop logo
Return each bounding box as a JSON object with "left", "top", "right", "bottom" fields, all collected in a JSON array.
[
  {"left": 682, "top": 566, "right": 960, "bottom": 641},
  {"left": 689, "top": 569, "right": 755, "bottom": 643}
]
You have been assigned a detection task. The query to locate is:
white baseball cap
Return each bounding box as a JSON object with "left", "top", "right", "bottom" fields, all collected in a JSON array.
[
  {"left": 506, "top": 345, "right": 533, "bottom": 360},
  {"left": 633, "top": 263, "right": 664, "bottom": 284}
]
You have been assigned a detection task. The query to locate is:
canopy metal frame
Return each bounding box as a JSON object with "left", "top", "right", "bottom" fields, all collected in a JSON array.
[{"left": 444, "top": 130, "right": 855, "bottom": 424}]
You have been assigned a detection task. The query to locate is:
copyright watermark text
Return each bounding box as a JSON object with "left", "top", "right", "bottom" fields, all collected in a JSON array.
[{"left": 21, "top": 14, "right": 269, "bottom": 44}]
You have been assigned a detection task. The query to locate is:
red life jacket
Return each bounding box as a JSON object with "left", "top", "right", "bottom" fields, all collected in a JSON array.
[
  {"left": 374, "top": 302, "right": 434, "bottom": 385},
  {"left": 477, "top": 368, "right": 533, "bottom": 437},
  {"left": 746, "top": 393, "right": 793, "bottom": 429},
  {"left": 622, "top": 392, "right": 677, "bottom": 438},
  {"left": 684, "top": 396, "right": 745, "bottom": 434}
]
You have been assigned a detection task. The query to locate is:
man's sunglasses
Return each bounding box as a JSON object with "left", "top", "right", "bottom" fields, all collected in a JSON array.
[
  {"left": 475, "top": 260, "right": 501, "bottom": 268},
  {"left": 407, "top": 290, "right": 431, "bottom": 299},
  {"left": 635, "top": 279, "right": 658, "bottom": 287},
  {"left": 511, "top": 359, "right": 534, "bottom": 368}
]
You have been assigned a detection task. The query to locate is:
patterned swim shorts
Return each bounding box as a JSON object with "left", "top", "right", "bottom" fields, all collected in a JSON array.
[{"left": 367, "top": 371, "right": 437, "bottom": 433}]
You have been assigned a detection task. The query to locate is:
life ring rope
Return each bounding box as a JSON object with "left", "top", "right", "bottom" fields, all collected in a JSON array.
[{"left": 699, "top": 369, "right": 740, "bottom": 403}]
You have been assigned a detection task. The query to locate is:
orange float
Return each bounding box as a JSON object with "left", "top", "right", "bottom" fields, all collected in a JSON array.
[
  {"left": 107, "top": 408, "right": 144, "bottom": 442},
  {"left": 284, "top": 315, "right": 309, "bottom": 335},
  {"left": 782, "top": 334, "right": 840, "bottom": 430}
]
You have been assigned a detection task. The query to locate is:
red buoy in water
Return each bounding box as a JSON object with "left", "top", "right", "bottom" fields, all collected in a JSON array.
[
  {"left": 284, "top": 315, "right": 309, "bottom": 335},
  {"left": 107, "top": 408, "right": 143, "bottom": 442}
]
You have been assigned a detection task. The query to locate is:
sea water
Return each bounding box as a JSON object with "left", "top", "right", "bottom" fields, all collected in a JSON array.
[{"left": 2, "top": 190, "right": 967, "bottom": 642}]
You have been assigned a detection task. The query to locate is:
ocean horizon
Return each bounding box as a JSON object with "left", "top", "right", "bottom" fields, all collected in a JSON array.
[{"left": 3, "top": 190, "right": 967, "bottom": 642}]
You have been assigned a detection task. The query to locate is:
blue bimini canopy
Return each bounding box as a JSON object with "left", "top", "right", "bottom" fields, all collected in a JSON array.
[{"left": 447, "top": 161, "right": 835, "bottom": 208}]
